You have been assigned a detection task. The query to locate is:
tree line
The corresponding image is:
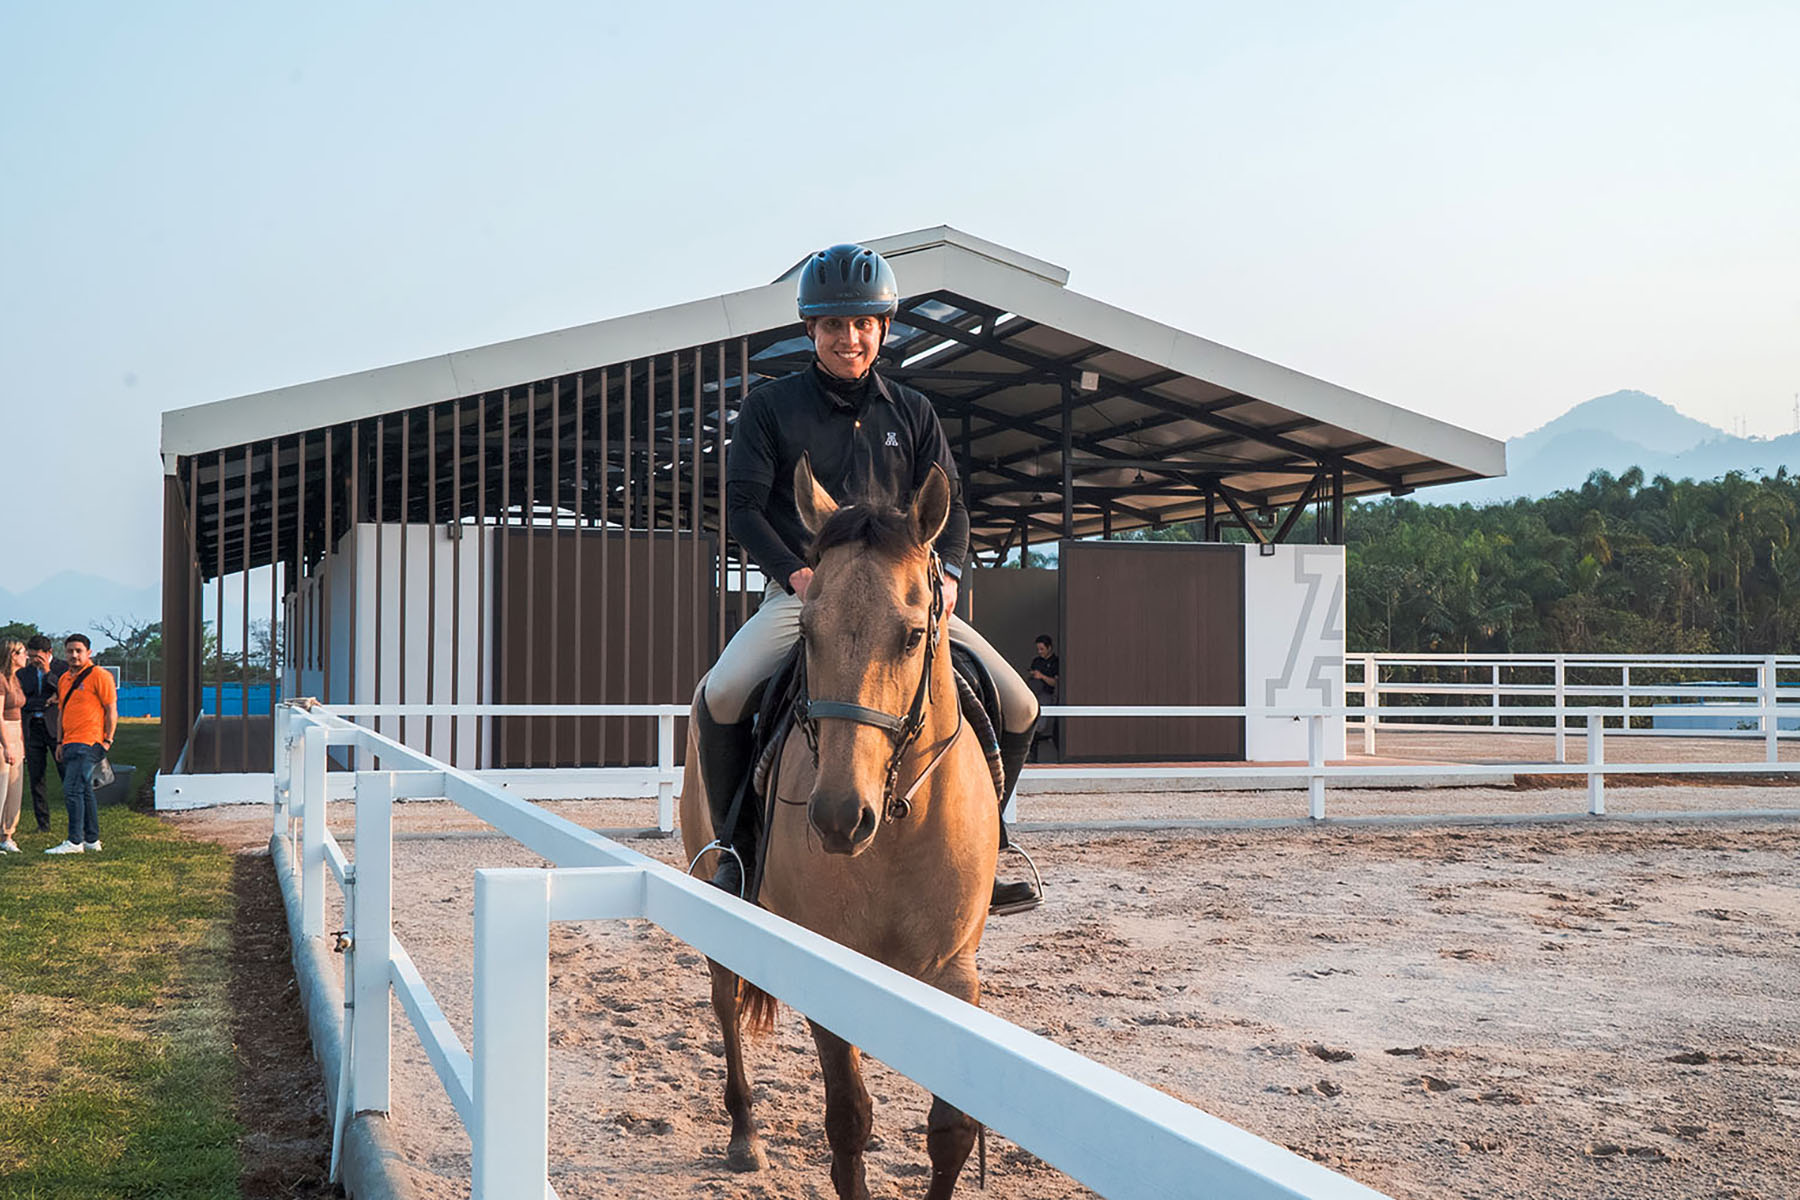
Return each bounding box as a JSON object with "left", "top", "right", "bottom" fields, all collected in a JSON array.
[{"left": 1122, "top": 467, "right": 1800, "bottom": 655}]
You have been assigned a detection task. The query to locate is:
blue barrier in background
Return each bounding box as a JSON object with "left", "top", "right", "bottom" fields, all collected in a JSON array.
[{"left": 117, "top": 684, "right": 280, "bottom": 719}]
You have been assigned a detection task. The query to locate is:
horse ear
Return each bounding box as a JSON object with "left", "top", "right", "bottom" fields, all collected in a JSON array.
[
  {"left": 794, "top": 453, "right": 839, "bottom": 536},
  {"left": 912, "top": 463, "right": 951, "bottom": 547}
]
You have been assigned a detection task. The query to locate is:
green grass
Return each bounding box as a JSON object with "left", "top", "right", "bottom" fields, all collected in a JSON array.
[{"left": 0, "top": 719, "right": 241, "bottom": 1199}]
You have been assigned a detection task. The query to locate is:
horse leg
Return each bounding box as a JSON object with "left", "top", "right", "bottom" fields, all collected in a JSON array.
[
  {"left": 923, "top": 958, "right": 981, "bottom": 1198},
  {"left": 708, "top": 961, "right": 766, "bottom": 1172},
  {"left": 808, "top": 1019, "right": 873, "bottom": 1200},
  {"left": 924, "top": 1095, "right": 980, "bottom": 1200}
]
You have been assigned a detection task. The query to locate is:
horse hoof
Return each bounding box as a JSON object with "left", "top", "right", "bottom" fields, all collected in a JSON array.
[{"left": 727, "top": 1139, "right": 768, "bottom": 1172}]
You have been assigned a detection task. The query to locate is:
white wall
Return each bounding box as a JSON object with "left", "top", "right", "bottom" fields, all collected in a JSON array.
[
  {"left": 283, "top": 522, "right": 494, "bottom": 767},
  {"left": 1243, "top": 544, "right": 1346, "bottom": 761}
]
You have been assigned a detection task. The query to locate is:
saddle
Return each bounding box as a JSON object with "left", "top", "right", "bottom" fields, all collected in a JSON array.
[{"left": 738, "top": 642, "right": 1006, "bottom": 904}]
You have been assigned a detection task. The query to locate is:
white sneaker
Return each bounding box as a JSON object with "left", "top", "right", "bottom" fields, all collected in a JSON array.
[
  {"left": 0, "top": 839, "right": 19, "bottom": 853},
  {"left": 83, "top": 841, "right": 102, "bottom": 853},
  {"left": 45, "top": 841, "right": 85, "bottom": 855}
]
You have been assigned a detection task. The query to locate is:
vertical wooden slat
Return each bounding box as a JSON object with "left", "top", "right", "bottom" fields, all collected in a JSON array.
[
  {"left": 320, "top": 430, "right": 332, "bottom": 703},
  {"left": 269, "top": 439, "right": 279, "bottom": 720},
  {"left": 715, "top": 342, "right": 727, "bottom": 653},
  {"left": 427, "top": 406, "right": 439, "bottom": 757},
  {"left": 669, "top": 353, "right": 682, "bottom": 714},
  {"left": 160, "top": 470, "right": 192, "bottom": 772},
  {"left": 598, "top": 367, "right": 611, "bottom": 766},
  {"left": 399, "top": 412, "right": 411, "bottom": 747},
  {"left": 549, "top": 378, "right": 561, "bottom": 765},
  {"left": 572, "top": 374, "right": 584, "bottom": 765},
  {"left": 738, "top": 338, "right": 750, "bottom": 626},
  {"left": 374, "top": 418, "right": 386, "bottom": 741},
  {"left": 241, "top": 447, "right": 252, "bottom": 768},
  {"left": 476, "top": 396, "right": 489, "bottom": 769},
  {"left": 211, "top": 451, "right": 225, "bottom": 771},
  {"left": 524, "top": 384, "right": 536, "bottom": 767},
  {"left": 691, "top": 348, "right": 702, "bottom": 690},
  {"left": 500, "top": 391, "right": 512, "bottom": 765},
  {"left": 644, "top": 359, "right": 658, "bottom": 763},
  {"left": 450, "top": 401, "right": 462, "bottom": 763},
  {"left": 347, "top": 424, "right": 360, "bottom": 744},
  {"left": 620, "top": 366, "right": 633, "bottom": 766}
]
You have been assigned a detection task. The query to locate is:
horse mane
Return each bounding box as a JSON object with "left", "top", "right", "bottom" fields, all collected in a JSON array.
[{"left": 807, "top": 504, "right": 922, "bottom": 567}]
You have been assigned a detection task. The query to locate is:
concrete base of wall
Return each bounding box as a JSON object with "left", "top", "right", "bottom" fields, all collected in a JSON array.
[{"left": 270, "top": 836, "right": 419, "bottom": 1200}]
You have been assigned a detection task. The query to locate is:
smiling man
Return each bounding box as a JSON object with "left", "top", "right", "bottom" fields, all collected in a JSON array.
[
  {"left": 695, "top": 243, "right": 1041, "bottom": 914},
  {"left": 46, "top": 633, "right": 116, "bottom": 855}
]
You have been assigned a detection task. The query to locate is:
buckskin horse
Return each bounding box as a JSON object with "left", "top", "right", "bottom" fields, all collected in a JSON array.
[{"left": 679, "top": 458, "right": 1000, "bottom": 1200}]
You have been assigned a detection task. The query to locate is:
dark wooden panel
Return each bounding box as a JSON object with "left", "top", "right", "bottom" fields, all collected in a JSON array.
[
  {"left": 965, "top": 566, "right": 1059, "bottom": 685},
  {"left": 494, "top": 528, "right": 716, "bottom": 766},
  {"left": 1060, "top": 541, "right": 1243, "bottom": 761}
]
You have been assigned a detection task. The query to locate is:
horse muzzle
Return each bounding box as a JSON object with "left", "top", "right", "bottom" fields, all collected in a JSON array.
[{"left": 808, "top": 791, "right": 879, "bottom": 856}]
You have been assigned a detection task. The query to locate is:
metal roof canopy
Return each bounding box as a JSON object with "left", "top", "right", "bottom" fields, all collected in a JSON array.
[{"left": 162, "top": 226, "right": 1504, "bottom": 576}]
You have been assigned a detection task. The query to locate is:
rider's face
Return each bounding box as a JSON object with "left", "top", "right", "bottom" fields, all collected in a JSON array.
[{"left": 807, "top": 315, "right": 886, "bottom": 381}]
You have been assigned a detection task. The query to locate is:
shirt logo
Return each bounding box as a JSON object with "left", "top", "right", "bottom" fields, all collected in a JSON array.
[{"left": 884, "top": 431, "right": 900, "bottom": 448}]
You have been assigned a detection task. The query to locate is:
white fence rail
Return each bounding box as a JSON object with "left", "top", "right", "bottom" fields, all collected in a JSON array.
[
  {"left": 274, "top": 701, "right": 1392, "bottom": 1200},
  {"left": 1347, "top": 652, "right": 1800, "bottom": 759}
]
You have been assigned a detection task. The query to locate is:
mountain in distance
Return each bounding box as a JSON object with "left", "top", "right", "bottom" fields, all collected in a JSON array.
[
  {"left": 0, "top": 570, "right": 161, "bottom": 636},
  {"left": 1432, "top": 390, "right": 1800, "bottom": 504}
]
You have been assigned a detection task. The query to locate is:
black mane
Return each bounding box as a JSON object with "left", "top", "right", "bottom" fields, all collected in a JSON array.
[{"left": 807, "top": 504, "right": 921, "bottom": 566}]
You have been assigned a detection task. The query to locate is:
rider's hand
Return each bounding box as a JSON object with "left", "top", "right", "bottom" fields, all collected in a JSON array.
[
  {"left": 788, "top": 567, "right": 815, "bottom": 600},
  {"left": 941, "top": 576, "right": 959, "bottom": 617}
]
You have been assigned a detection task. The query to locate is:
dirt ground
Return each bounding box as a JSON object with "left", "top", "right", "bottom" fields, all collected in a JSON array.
[{"left": 174, "top": 786, "right": 1800, "bottom": 1200}]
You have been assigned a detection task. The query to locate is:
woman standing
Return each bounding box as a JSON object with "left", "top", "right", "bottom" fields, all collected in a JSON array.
[{"left": 1, "top": 639, "right": 26, "bottom": 852}]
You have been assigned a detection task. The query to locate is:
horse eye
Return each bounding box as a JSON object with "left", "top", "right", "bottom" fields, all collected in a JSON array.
[{"left": 906, "top": 628, "right": 926, "bottom": 652}]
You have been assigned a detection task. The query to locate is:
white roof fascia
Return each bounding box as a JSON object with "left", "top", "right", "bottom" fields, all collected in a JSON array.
[
  {"left": 161, "top": 281, "right": 799, "bottom": 458},
  {"left": 931, "top": 251, "right": 1506, "bottom": 479}
]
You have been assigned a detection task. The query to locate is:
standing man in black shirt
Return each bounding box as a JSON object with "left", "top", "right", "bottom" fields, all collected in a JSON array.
[
  {"left": 1028, "top": 634, "right": 1060, "bottom": 762},
  {"left": 17, "top": 636, "right": 67, "bottom": 833},
  {"left": 697, "top": 243, "right": 1041, "bottom": 914}
]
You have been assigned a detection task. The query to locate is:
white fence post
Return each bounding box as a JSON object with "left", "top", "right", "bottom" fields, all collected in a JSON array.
[
  {"left": 1586, "top": 714, "right": 1605, "bottom": 816},
  {"left": 1307, "top": 714, "right": 1326, "bottom": 820},
  {"left": 1620, "top": 664, "right": 1632, "bottom": 734},
  {"left": 273, "top": 704, "right": 291, "bottom": 840},
  {"left": 657, "top": 713, "right": 677, "bottom": 834},
  {"left": 301, "top": 724, "right": 328, "bottom": 938},
  {"left": 1491, "top": 663, "right": 1501, "bottom": 727},
  {"left": 473, "top": 869, "right": 551, "bottom": 1199},
  {"left": 1553, "top": 658, "right": 1567, "bottom": 764},
  {"left": 351, "top": 771, "right": 393, "bottom": 1115},
  {"left": 1361, "top": 654, "right": 1377, "bottom": 755},
  {"left": 1764, "top": 655, "right": 1779, "bottom": 764}
]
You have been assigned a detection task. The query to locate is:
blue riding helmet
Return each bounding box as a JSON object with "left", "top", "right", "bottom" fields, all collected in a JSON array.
[{"left": 796, "top": 244, "right": 899, "bottom": 318}]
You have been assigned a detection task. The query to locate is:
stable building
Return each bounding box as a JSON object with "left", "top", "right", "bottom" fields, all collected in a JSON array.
[{"left": 156, "top": 227, "right": 1503, "bottom": 803}]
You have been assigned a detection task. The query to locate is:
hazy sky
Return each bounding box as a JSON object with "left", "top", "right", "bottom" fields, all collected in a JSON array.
[{"left": 3, "top": 1, "right": 1796, "bottom": 592}]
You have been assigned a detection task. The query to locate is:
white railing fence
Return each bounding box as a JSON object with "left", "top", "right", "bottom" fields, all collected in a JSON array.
[
  {"left": 272, "top": 700, "right": 1392, "bottom": 1200},
  {"left": 1348, "top": 652, "right": 1800, "bottom": 759}
]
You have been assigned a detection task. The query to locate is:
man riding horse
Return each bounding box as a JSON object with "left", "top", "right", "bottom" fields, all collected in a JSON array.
[{"left": 696, "top": 242, "right": 1041, "bottom": 915}]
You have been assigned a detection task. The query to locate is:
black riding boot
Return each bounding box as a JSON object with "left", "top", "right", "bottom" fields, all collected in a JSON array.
[
  {"left": 990, "top": 728, "right": 1041, "bottom": 915},
  {"left": 695, "top": 696, "right": 758, "bottom": 897}
]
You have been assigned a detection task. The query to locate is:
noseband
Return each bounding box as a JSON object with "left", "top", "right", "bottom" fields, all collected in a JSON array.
[{"left": 794, "top": 552, "right": 961, "bottom": 821}]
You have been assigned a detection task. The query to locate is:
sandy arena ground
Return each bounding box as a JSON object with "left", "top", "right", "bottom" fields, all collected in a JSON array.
[{"left": 174, "top": 773, "right": 1800, "bottom": 1200}]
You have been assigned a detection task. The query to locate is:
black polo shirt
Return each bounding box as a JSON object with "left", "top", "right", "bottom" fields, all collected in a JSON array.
[{"left": 727, "top": 366, "right": 971, "bottom": 589}]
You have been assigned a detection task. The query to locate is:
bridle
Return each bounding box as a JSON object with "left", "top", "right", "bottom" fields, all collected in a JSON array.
[{"left": 793, "top": 551, "right": 962, "bottom": 822}]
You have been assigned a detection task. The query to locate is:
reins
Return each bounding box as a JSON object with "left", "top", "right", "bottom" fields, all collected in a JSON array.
[{"left": 792, "top": 551, "right": 959, "bottom": 822}]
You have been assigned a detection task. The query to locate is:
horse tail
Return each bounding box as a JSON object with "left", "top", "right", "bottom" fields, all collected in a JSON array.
[{"left": 738, "top": 979, "right": 779, "bottom": 1036}]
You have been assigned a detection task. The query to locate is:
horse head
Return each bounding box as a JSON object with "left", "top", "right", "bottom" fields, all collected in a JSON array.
[{"left": 793, "top": 454, "right": 952, "bottom": 856}]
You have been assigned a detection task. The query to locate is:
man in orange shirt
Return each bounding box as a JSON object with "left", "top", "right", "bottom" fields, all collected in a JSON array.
[{"left": 46, "top": 634, "right": 117, "bottom": 855}]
